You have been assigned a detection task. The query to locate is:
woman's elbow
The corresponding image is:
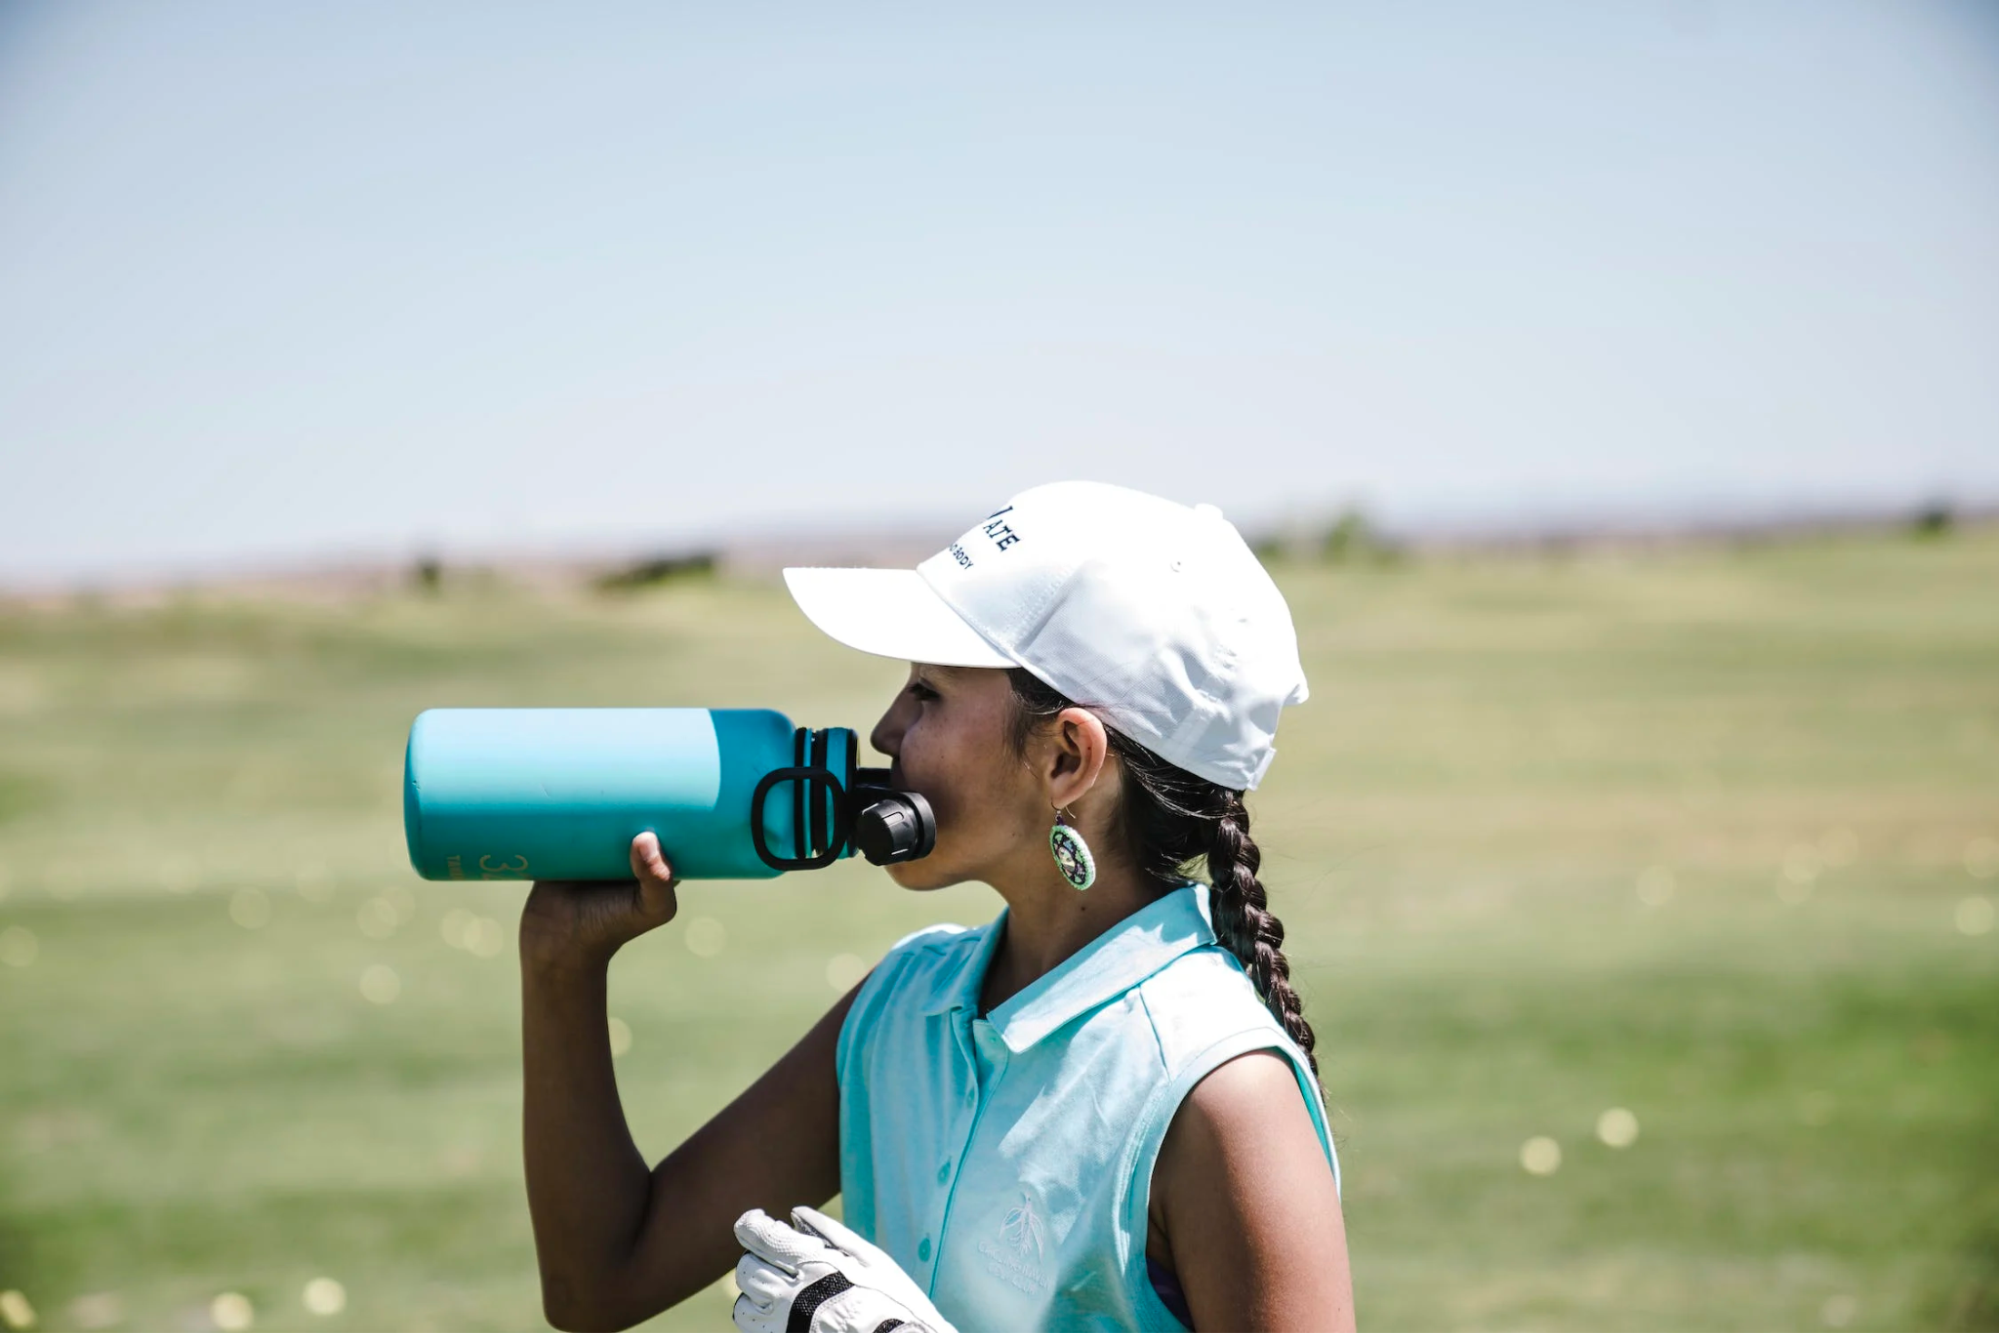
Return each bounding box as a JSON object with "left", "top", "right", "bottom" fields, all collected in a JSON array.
[
  {"left": 540, "top": 1291, "right": 590, "bottom": 1332},
  {"left": 541, "top": 1278, "right": 633, "bottom": 1332}
]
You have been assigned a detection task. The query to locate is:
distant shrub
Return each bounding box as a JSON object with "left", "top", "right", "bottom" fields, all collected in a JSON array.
[
  {"left": 596, "top": 551, "right": 718, "bottom": 591},
  {"left": 1322, "top": 509, "right": 1370, "bottom": 561},
  {"left": 1321, "top": 507, "right": 1402, "bottom": 564},
  {"left": 411, "top": 555, "right": 444, "bottom": 594},
  {"left": 1255, "top": 507, "right": 1398, "bottom": 566},
  {"left": 1910, "top": 502, "right": 1954, "bottom": 539}
]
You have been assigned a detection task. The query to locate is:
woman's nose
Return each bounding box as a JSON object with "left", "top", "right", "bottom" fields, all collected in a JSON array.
[{"left": 870, "top": 701, "right": 905, "bottom": 760}]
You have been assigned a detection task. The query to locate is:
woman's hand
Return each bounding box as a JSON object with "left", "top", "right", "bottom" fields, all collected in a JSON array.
[
  {"left": 520, "top": 832, "right": 679, "bottom": 974},
  {"left": 733, "top": 1205, "right": 957, "bottom": 1333}
]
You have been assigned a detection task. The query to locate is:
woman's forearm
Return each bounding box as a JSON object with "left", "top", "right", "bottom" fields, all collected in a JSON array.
[
  {"left": 518, "top": 844, "right": 824, "bottom": 1328},
  {"left": 521, "top": 956, "right": 654, "bottom": 1328}
]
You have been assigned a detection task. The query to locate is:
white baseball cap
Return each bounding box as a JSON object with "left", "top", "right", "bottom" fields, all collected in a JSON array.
[{"left": 783, "top": 480, "right": 1310, "bottom": 790}]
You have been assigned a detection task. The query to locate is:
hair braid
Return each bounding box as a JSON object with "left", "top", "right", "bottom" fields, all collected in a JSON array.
[
  {"left": 1204, "top": 795, "right": 1318, "bottom": 1076},
  {"left": 1004, "top": 668, "right": 1320, "bottom": 1080}
]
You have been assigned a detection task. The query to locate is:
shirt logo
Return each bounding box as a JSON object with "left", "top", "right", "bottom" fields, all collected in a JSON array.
[
  {"left": 1001, "top": 1191, "right": 1044, "bottom": 1262},
  {"left": 976, "top": 1188, "right": 1049, "bottom": 1296}
]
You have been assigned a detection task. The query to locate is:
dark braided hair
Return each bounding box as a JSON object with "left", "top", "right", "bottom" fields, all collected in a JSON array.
[{"left": 1003, "top": 668, "right": 1319, "bottom": 1078}]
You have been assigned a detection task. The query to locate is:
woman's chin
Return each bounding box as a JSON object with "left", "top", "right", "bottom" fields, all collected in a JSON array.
[{"left": 885, "top": 860, "right": 959, "bottom": 892}]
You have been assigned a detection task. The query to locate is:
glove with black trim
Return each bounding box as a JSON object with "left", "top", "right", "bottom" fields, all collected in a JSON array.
[{"left": 731, "top": 1204, "right": 957, "bottom": 1333}]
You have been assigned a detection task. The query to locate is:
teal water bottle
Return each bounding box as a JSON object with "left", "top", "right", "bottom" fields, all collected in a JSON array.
[{"left": 402, "top": 708, "right": 935, "bottom": 882}]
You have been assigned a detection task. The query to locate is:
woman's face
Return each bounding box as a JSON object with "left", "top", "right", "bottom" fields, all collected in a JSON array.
[{"left": 868, "top": 664, "right": 1048, "bottom": 890}]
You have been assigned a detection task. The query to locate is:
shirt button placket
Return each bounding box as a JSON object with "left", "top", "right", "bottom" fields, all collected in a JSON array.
[
  {"left": 932, "top": 1012, "right": 1001, "bottom": 1291},
  {"left": 926, "top": 1013, "right": 976, "bottom": 1289}
]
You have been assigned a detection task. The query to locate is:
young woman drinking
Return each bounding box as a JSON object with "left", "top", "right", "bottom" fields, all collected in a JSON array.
[{"left": 519, "top": 481, "right": 1352, "bottom": 1332}]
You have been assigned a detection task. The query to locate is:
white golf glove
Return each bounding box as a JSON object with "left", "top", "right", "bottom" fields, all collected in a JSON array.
[{"left": 732, "top": 1204, "right": 957, "bottom": 1333}]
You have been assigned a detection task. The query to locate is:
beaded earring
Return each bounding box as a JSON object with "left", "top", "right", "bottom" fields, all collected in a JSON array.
[{"left": 1048, "top": 805, "right": 1097, "bottom": 891}]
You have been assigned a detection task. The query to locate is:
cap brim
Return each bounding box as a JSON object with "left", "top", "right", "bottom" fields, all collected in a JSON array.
[{"left": 782, "top": 567, "right": 1015, "bottom": 669}]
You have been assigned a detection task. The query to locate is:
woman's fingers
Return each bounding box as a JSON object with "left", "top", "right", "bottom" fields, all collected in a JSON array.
[
  {"left": 630, "top": 832, "right": 679, "bottom": 924},
  {"left": 630, "top": 830, "right": 673, "bottom": 882},
  {"left": 518, "top": 842, "right": 678, "bottom": 971}
]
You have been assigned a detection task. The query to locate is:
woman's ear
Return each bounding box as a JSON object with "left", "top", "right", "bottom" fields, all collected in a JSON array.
[{"left": 1046, "top": 706, "right": 1111, "bottom": 811}]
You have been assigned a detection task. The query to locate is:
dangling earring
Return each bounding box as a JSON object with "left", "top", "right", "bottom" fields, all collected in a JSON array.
[{"left": 1048, "top": 805, "right": 1096, "bottom": 891}]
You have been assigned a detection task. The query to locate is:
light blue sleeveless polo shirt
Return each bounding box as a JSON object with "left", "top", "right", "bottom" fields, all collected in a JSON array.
[{"left": 835, "top": 882, "right": 1339, "bottom": 1333}]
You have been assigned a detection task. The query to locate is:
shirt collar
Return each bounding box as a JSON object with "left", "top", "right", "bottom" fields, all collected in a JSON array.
[{"left": 923, "top": 882, "right": 1217, "bottom": 1054}]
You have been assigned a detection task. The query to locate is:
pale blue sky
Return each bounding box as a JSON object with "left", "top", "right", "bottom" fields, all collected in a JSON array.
[{"left": 2, "top": 1, "right": 1995, "bottom": 583}]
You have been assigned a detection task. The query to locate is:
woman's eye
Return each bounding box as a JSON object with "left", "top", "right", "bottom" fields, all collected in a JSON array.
[{"left": 908, "top": 682, "right": 939, "bottom": 702}]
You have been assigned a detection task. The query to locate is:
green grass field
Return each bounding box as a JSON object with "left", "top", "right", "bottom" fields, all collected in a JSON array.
[{"left": 2, "top": 528, "right": 1995, "bottom": 1332}]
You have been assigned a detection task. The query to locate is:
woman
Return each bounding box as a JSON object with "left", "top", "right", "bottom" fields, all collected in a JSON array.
[{"left": 520, "top": 482, "right": 1353, "bottom": 1332}]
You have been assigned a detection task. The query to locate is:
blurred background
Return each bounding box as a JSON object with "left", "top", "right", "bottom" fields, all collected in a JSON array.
[{"left": 1, "top": 1, "right": 1995, "bottom": 1330}]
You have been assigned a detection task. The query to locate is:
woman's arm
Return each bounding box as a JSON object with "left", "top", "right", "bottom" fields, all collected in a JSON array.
[
  {"left": 522, "top": 832, "right": 858, "bottom": 1331},
  {"left": 1149, "top": 1051, "right": 1354, "bottom": 1332}
]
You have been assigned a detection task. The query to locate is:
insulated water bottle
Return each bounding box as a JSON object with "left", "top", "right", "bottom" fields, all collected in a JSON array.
[{"left": 403, "top": 708, "right": 935, "bottom": 882}]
